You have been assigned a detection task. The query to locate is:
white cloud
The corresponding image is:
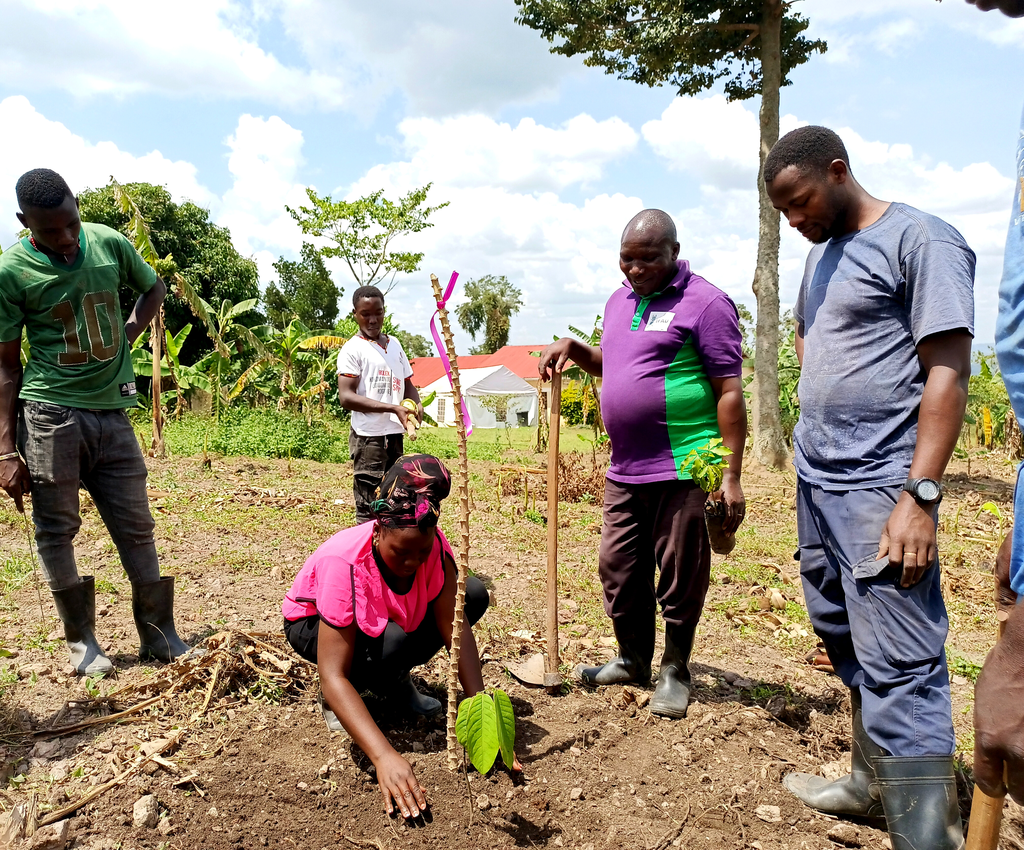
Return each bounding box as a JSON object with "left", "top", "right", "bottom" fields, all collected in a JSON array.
[
  {"left": 0, "top": 96, "right": 214, "bottom": 249},
  {"left": 370, "top": 114, "right": 638, "bottom": 194},
  {"left": 339, "top": 113, "right": 647, "bottom": 344},
  {"left": 273, "top": 0, "right": 577, "bottom": 116},
  {"left": 803, "top": 0, "right": 1024, "bottom": 60},
  {"left": 216, "top": 114, "right": 309, "bottom": 281},
  {"left": 641, "top": 95, "right": 805, "bottom": 189},
  {"left": 641, "top": 96, "right": 1015, "bottom": 338},
  {"left": 0, "top": 0, "right": 347, "bottom": 109}
]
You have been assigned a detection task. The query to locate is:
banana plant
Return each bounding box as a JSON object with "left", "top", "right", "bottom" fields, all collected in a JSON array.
[
  {"left": 231, "top": 319, "right": 347, "bottom": 413},
  {"left": 132, "top": 324, "right": 211, "bottom": 416}
]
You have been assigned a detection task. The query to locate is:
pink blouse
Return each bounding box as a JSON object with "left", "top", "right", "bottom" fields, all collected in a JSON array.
[{"left": 282, "top": 521, "right": 452, "bottom": 638}]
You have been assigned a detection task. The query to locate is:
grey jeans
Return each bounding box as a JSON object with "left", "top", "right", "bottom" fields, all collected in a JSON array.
[{"left": 19, "top": 401, "right": 161, "bottom": 590}]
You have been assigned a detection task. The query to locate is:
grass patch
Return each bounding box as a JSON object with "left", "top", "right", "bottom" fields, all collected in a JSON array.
[{"left": 948, "top": 653, "right": 983, "bottom": 683}]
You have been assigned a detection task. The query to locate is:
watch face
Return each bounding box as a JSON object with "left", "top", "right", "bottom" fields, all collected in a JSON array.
[{"left": 916, "top": 479, "right": 941, "bottom": 501}]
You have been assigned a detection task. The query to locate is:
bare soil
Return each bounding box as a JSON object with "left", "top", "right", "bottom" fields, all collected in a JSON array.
[{"left": 0, "top": 447, "right": 1021, "bottom": 849}]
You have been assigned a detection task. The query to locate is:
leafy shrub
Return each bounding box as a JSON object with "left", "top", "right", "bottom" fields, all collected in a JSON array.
[
  {"left": 560, "top": 381, "right": 595, "bottom": 427},
  {"left": 212, "top": 409, "right": 344, "bottom": 462},
  {"left": 142, "top": 410, "right": 348, "bottom": 463}
]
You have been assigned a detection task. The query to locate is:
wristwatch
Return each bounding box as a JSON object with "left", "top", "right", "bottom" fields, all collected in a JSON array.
[{"left": 904, "top": 477, "right": 942, "bottom": 505}]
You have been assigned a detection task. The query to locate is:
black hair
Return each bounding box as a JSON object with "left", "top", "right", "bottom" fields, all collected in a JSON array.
[
  {"left": 764, "top": 126, "right": 851, "bottom": 183},
  {"left": 622, "top": 208, "right": 677, "bottom": 245},
  {"left": 352, "top": 285, "right": 385, "bottom": 308},
  {"left": 16, "top": 169, "right": 74, "bottom": 210}
]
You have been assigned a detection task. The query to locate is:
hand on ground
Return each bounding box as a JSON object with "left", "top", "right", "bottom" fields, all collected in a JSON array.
[{"left": 376, "top": 751, "right": 428, "bottom": 819}]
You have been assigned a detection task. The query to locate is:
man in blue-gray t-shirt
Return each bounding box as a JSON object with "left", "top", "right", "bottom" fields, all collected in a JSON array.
[{"left": 766, "top": 126, "right": 974, "bottom": 850}]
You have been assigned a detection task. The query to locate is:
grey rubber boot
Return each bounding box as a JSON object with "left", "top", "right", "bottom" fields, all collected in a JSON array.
[
  {"left": 649, "top": 623, "right": 695, "bottom": 718},
  {"left": 783, "top": 689, "right": 886, "bottom": 818},
  {"left": 578, "top": 615, "right": 654, "bottom": 686},
  {"left": 131, "top": 577, "right": 190, "bottom": 662},
  {"left": 51, "top": 576, "right": 113, "bottom": 676},
  {"left": 318, "top": 691, "right": 345, "bottom": 733},
  {"left": 874, "top": 755, "right": 965, "bottom": 850}
]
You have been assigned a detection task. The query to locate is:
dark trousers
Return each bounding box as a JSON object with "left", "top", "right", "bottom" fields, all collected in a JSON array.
[
  {"left": 19, "top": 401, "right": 161, "bottom": 590},
  {"left": 598, "top": 478, "right": 710, "bottom": 630},
  {"left": 797, "top": 478, "right": 953, "bottom": 756},
  {"left": 284, "top": 575, "right": 489, "bottom": 693},
  {"left": 349, "top": 431, "right": 404, "bottom": 524}
]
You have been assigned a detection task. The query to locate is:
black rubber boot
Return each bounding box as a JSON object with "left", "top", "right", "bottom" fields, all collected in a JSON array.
[
  {"left": 649, "top": 623, "right": 695, "bottom": 718},
  {"left": 783, "top": 689, "right": 886, "bottom": 818},
  {"left": 131, "top": 577, "right": 190, "bottom": 662},
  {"left": 874, "top": 756, "right": 965, "bottom": 850},
  {"left": 388, "top": 672, "right": 443, "bottom": 718},
  {"left": 51, "top": 576, "right": 113, "bottom": 676},
  {"left": 578, "top": 616, "right": 653, "bottom": 686}
]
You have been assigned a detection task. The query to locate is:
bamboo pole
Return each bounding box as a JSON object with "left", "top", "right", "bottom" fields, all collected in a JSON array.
[
  {"left": 431, "top": 274, "right": 471, "bottom": 771},
  {"left": 544, "top": 371, "right": 563, "bottom": 691},
  {"left": 965, "top": 603, "right": 1009, "bottom": 850},
  {"left": 150, "top": 308, "right": 165, "bottom": 457}
]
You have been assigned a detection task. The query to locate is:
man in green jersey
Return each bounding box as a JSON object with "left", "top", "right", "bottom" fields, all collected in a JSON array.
[{"left": 0, "top": 169, "right": 189, "bottom": 675}]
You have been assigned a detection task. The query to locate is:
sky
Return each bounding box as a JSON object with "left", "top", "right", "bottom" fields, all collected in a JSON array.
[{"left": 0, "top": 0, "right": 1021, "bottom": 351}]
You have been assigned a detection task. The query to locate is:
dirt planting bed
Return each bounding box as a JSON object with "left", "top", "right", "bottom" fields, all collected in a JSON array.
[{"left": 0, "top": 449, "right": 1020, "bottom": 848}]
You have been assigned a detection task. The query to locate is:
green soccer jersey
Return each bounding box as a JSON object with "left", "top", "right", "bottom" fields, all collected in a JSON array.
[{"left": 0, "top": 222, "right": 158, "bottom": 409}]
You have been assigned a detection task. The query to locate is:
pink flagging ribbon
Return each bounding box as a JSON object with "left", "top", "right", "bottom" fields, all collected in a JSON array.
[{"left": 430, "top": 271, "right": 473, "bottom": 436}]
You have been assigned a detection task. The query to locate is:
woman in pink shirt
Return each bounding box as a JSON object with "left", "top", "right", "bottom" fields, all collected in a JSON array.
[{"left": 283, "top": 454, "right": 489, "bottom": 819}]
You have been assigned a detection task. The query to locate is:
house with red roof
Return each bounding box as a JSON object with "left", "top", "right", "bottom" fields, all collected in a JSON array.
[{"left": 410, "top": 345, "right": 548, "bottom": 390}]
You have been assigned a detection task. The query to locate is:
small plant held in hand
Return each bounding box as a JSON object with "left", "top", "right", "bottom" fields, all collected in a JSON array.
[
  {"left": 455, "top": 688, "right": 516, "bottom": 774},
  {"left": 682, "top": 438, "right": 733, "bottom": 493},
  {"left": 682, "top": 438, "right": 736, "bottom": 556}
]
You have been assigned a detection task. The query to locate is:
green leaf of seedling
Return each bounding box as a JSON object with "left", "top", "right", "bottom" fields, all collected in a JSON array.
[
  {"left": 493, "top": 689, "right": 516, "bottom": 770},
  {"left": 456, "top": 693, "right": 498, "bottom": 774}
]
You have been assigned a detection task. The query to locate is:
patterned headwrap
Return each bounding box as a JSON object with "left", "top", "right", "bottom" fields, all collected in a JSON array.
[{"left": 370, "top": 454, "right": 452, "bottom": 529}]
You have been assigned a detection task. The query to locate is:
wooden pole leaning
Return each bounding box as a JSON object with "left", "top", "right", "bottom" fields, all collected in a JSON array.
[
  {"left": 965, "top": 605, "right": 1009, "bottom": 850},
  {"left": 430, "top": 274, "right": 472, "bottom": 771},
  {"left": 544, "top": 370, "right": 563, "bottom": 692}
]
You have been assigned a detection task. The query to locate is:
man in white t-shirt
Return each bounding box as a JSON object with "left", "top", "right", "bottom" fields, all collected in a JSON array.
[{"left": 337, "top": 285, "right": 424, "bottom": 523}]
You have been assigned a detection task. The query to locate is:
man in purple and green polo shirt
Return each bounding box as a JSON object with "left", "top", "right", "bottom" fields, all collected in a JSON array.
[{"left": 540, "top": 209, "right": 746, "bottom": 719}]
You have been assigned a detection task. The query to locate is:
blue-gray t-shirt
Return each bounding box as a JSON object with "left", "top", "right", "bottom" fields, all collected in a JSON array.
[{"left": 793, "top": 202, "right": 975, "bottom": 490}]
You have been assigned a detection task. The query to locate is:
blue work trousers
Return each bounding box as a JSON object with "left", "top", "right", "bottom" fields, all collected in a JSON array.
[
  {"left": 796, "top": 478, "right": 954, "bottom": 757},
  {"left": 19, "top": 401, "right": 161, "bottom": 591}
]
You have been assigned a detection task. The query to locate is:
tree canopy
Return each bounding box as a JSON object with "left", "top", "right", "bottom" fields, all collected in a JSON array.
[
  {"left": 286, "top": 183, "right": 448, "bottom": 294},
  {"left": 395, "top": 330, "right": 433, "bottom": 358},
  {"left": 514, "top": 0, "right": 823, "bottom": 101},
  {"left": 266, "top": 242, "right": 342, "bottom": 330},
  {"left": 456, "top": 275, "right": 524, "bottom": 355},
  {"left": 79, "top": 181, "right": 260, "bottom": 364}
]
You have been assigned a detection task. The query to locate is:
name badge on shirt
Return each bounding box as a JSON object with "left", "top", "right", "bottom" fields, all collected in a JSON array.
[{"left": 645, "top": 311, "right": 674, "bottom": 332}]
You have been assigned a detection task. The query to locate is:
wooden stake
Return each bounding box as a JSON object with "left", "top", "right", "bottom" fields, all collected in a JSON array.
[
  {"left": 431, "top": 274, "right": 472, "bottom": 771},
  {"left": 544, "top": 371, "right": 563, "bottom": 691},
  {"left": 965, "top": 603, "right": 1008, "bottom": 850}
]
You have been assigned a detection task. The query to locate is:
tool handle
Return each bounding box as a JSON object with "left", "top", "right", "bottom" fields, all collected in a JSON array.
[
  {"left": 966, "top": 785, "right": 1004, "bottom": 850},
  {"left": 545, "top": 370, "right": 562, "bottom": 684},
  {"left": 965, "top": 580, "right": 1010, "bottom": 849}
]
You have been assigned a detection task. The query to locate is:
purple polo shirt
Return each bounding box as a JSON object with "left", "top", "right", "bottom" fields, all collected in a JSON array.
[{"left": 600, "top": 260, "right": 743, "bottom": 485}]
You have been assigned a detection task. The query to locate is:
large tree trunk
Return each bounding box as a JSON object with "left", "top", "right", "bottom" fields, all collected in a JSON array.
[{"left": 750, "top": 0, "right": 789, "bottom": 470}]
